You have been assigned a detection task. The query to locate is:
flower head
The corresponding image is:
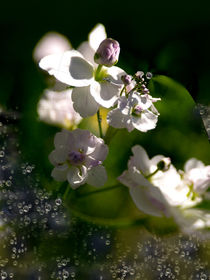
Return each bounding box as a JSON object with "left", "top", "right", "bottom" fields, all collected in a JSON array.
[
  {"left": 94, "top": 38, "right": 120, "bottom": 67},
  {"left": 49, "top": 129, "right": 108, "bottom": 189},
  {"left": 37, "top": 89, "right": 82, "bottom": 129},
  {"left": 39, "top": 24, "right": 126, "bottom": 118},
  {"left": 107, "top": 92, "right": 160, "bottom": 132}
]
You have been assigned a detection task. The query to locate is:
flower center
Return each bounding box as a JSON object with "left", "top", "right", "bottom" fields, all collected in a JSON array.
[
  {"left": 132, "top": 105, "right": 143, "bottom": 117},
  {"left": 68, "top": 151, "right": 85, "bottom": 165}
]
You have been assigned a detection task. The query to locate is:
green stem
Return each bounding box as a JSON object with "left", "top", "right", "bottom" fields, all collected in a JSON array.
[
  {"left": 63, "top": 184, "right": 71, "bottom": 201},
  {"left": 67, "top": 206, "right": 148, "bottom": 228},
  {"left": 97, "top": 109, "right": 103, "bottom": 138},
  {"left": 95, "top": 64, "right": 103, "bottom": 80},
  {"left": 77, "top": 184, "right": 121, "bottom": 199}
]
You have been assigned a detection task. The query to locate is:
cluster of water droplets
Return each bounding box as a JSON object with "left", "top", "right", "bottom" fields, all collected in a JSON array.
[{"left": 0, "top": 119, "right": 209, "bottom": 279}]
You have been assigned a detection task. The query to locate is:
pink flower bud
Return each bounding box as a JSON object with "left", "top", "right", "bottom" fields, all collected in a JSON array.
[{"left": 94, "top": 38, "right": 120, "bottom": 67}]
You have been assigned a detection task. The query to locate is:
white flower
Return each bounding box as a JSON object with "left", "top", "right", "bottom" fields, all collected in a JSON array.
[
  {"left": 118, "top": 145, "right": 203, "bottom": 217},
  {"left": 39, "top": 24, "right": 126, "bottom": 118},
  {"left": 107, "top": 92, "right": 160, "bottom": 132},
  {"left": 49, "top": 129, "right": 108, "bottom": 189},
  {"left": 183, "top": 158, "right": 210, "bottom": 194},
  {"left": 37, "top": 89, "right": 82, "bottom": 129},
  {"left": 33, "top": 31, "right": 72, "bottom": 63}
]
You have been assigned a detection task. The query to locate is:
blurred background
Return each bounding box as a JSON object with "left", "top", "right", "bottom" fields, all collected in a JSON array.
[{"left": 0, "top": 0, "right": 210, "bottom": 279}]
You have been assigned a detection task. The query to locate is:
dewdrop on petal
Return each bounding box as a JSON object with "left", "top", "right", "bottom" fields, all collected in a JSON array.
[{"left": 94, "top": 38, "right": 120, "bottom": 67}]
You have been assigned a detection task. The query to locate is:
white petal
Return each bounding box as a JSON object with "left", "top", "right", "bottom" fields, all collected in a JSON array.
[
  {"left": 90, "top": 80, "right": 121, "bottom": 108},
  {"left": 51, "top": 164, "right": 69, "bottom": 182},
  {"left": 107, "top": 109, "right": 126, "bottom": 128},
  {"left": 33, "top": 32, "right": 72, "bottom": 63},
  {"left": 77, "top": 41, "right": 96, "bottom": 66},
  {"left": 67, "top": 166, "right": 88, "bottom": 189},
  {"left": 88, "top": 138, "right": 108, "bottom": 162},
  {"left": 184, "top": 158, "right": 205, "bottom": 172},
  {"left": 118, "top": 170, "right": 140, "bottom": 188},
  {"left": 106, "top": 66, "right": 127, "bottom": 85},
  {"left": 72, "top": 86, "right": 99, "bottom": 117},
  {"left": 54, "top": 130, "right": 71, "bottom": 149},
  {"left": 39, "top": 50, "right": 94, "bottom": 87},
  {"left": 49, "top": 148, "right": 68, "bottom": 164},
  {"left": 87, "top": 165, "right": 107, "bottom": 187},
  {"left": 88, "top": 23, "right": 107, "bottom": 51},
  {"left": 129, "top": 184, "right": 170, "bottom": 217},
  {"left": 129, "top": 145, "right": 151, "bottom": 176},
  {"left": 132, "top": 111, "right": 158, "bottom": 132}
]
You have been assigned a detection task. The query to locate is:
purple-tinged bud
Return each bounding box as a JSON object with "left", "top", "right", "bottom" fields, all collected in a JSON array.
[
  {"left": 121, "top": 74, "right": 132, "bottom": 85},
  {"left": 135, "top": 71, "right": 144, "bottom": 79},
  {"left": 94, "top": 38, "right": 120, "bottom": 67}
]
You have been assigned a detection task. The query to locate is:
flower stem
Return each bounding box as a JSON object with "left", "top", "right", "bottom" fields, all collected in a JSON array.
[
  {"left": 77, "top": 184, "right": 121, "bottom": 199},
  {"left": 104, "top": 126, "right": 118, "bottom": 145},
  {"left": 95, "top": 64, "right": 103, "bottom": 80},
  {"left": 63, "top": 184, "right": 71, "bottom": 201},
  {"left": 97, "top": 109, "right": 103, "bottom": 138}
]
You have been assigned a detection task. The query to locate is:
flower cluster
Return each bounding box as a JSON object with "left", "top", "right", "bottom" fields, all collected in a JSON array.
[
  {"left": 35, "top": 23, "right": 209, "bottom": 235},
  {"left": 118, "top": 145, "right": 210, "bottom": 233}
]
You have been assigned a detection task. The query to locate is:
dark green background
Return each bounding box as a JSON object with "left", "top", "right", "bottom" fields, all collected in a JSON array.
[{"left": 1, "top": 0, "right": 210, "bottom": 109}]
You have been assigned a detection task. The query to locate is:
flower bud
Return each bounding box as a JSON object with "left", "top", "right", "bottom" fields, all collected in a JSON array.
[
  {"left": 157, "top": 157, "right": 171, "bottom": 172},
  {"left": 94, "top": 38, "right": 120, "bottom": 67},
  {"left": 121, "top": 74, "right": 132, "bottom": 85}
]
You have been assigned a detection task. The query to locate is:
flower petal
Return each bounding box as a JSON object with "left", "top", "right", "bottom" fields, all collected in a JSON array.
[
  {"left": 129, "top": 145, "right": 151, "bottom": 176},
  {"left": 184, "top": 158, "right": 205, "bottom": 172},
  {"left": 107, "top": 108, "right": 133, "bottom": 131},
  {"left": 39, "top": 50, "right": 94, "bottom": 87},
  {"left": 88, "top": 23, "right": 107, "bottom": 51},
  {"left": 49, "top": 148, "right": 68, "bottom": 164},
  {"left": 51, "top": 164, "right": 69, "bottom": 182},
  {"left": 90, "top": 80, "right": 121, "bottom": 108},
  {"left": 72, "top": 86, "right": 100, "bottom": 117},
  {"left": 77, "top": 41, "right": 95, "bottom": 65},
  {"left": 87, "top": 165, "right": 107, "bottom": 187},
  {"left": 132, "top": 111, "right": 158, "bottom": 132},
  {"left": 129, "top": 184, "right": 170, "bottom": 217},
  {"left": 106, "top": 66, "right": 126, "bottom": 85},
  {"left": 67, "top": 165, "right": 88, "bottom": 189}
]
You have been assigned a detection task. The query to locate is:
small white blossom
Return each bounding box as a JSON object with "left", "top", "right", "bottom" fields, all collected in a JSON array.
[
  {"left": 183, "top": 158, "right": 210, "bottom": 194},
  {"left": 33, "top": 32, "right": 72, "bottom": 63},
  {"left": 37, "top": 89, "right": 82, "bottom": 129},
  {"left": 107, "top": 92, "right": 160, "bottom": 132},
  {"left": 39, "top": 24, "right": 126, "bottom": 118},
  {"left": 49, "top": 129, "right": 108, "bottom": 189}
]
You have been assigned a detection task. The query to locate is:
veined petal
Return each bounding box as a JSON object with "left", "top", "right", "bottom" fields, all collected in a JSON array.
[
  {"left": 129, "top": 184, "right": 170, "bottom": 217},
  {"left": 90, "top": 80, "right": 121, "bottom": 108},
  {"left": 88, "top": 23, "right": 107, "bottom": 51},
  {"left": 67, "top": 165, "right": 88, "bottom": 189},
  {"left": 132, "top": 111, "right": 158, "bottom": 132},
  {"left": 51, "top": 164, "right": 69, "bottom": 182},
  {"left": 87, "top": 165, "right": 107, "bottom": 187},
  {"left": 72, "top": 86, "right": 100, "bottom": 117},
  {"left": 107, "top": 109, "right": 127, "bottom": 128},
  {"left": 39, "top": 50, "right": 94, "bottom": 87}
]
